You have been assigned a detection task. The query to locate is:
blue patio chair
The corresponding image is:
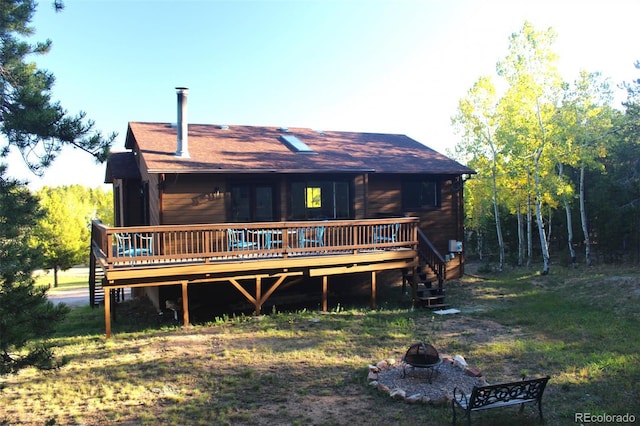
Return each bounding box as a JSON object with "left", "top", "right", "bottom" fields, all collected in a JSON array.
[
  {"left": 115, "top": 233, "right": 153, "bottom": 257},
  {"left": 264, "top": 230, "right": 283, "bottom": 249},
  {"left": 373, "top": 223, "right": 400, "bottom": 244},
  {"left": 298, "top": 226, "right": 325, "bottom": 248},
  {"left": 227, "top": 229, "right": 258, "bottom": 251}
]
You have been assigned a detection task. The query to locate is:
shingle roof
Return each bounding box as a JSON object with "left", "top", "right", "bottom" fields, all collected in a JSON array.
[
  {"left": 104, "top": 151, "right": 141, "bottom": 183},
  {"left": 122, "top": 122, "right": 475, "bottom": 175}
]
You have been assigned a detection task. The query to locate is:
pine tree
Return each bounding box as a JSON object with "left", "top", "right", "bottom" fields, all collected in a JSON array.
[
  {"left": 0, "top": 166, "right": 70, "bottom": 373},
  {"left": 0, "top": 1, "right": 113, "bottom": 373},
  {"left": 0, "top": 0, "right": 115, "bottom": 175}
]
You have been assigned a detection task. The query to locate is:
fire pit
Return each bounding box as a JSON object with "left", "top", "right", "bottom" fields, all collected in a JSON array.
[{"left": 402, "top": 342, "right": 442, "bottom": 383}]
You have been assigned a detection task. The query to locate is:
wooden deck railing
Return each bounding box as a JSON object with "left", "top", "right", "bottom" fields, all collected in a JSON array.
[
  {"left": 91, "top": 217, "right": 420, "bottom": 269},
  {"left": 416, "top": 227, "right": 446, "bottom": 285}
]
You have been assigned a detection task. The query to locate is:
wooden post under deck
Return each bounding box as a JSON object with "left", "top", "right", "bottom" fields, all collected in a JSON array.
[
  {"left": 411, "top": 266, "right": 418, "bottom": 305},
  {"left": 104, "top": 288, "right": 112, "bottom": 338},
  {"left": 255, "top": 277, "right": 262, "bottom": 314},
  {"left": 181, "top": 281, "right": 189, "bottom": 326},
  {"left": 322, "top": 276, "right": 328, "bottom": 311},
  {"left": 371, "top": 271, "right": 377, "bottom": 309}
]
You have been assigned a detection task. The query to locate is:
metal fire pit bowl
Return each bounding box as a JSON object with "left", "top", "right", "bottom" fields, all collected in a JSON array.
[{"left": 402, "top": 342, "right": 442, "bottom": 383}]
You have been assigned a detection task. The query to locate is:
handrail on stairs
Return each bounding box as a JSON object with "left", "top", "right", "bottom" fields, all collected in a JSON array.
[{"left": 416, "top": 228, "right": 446, "bottom": 286}]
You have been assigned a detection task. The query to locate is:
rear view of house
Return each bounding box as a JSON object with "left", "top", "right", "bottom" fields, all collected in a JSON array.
[{"left": 91, "top": 88, "right": 474, "bottom": 336}]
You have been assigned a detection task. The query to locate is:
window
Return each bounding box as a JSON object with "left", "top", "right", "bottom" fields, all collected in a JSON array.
[
  {"left": 279, "top": 134, "right": 316, "bottom": 153},
  {"left": 402, "top": 180, "right": 440, "bottom": 210},
  {"left": 230, "top": 184, "right": 275, "bottom": 222},
  {"left": 306, "top": 187, "right": 322, "bottom": 208},
  {"left": 291, "top": 180, "right": 351, "bottom": 220}
]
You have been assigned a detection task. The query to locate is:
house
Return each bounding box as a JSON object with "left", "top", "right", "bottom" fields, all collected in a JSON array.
[{"left": 91, "top": 88, "right": 474, "bottom": 337}]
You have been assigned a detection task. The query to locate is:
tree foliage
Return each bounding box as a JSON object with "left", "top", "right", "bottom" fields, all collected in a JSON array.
[
  {"left": 0, "top": 0, "right": 115, "bottom": 175},
  {"left": 453, "top": 76, "right": 507, "bottom": 270},
  {"left": 34, "top": 185, "right": 112, "bottom": 287},
  {"left": 0, "top": 1, "right": 113, "bottom": 374},
  {"left": 455, "top": 22, "right": 640, "bottom": 269},
  {"left": 0, "top": 167, "right": 69, "bottom": 374}
]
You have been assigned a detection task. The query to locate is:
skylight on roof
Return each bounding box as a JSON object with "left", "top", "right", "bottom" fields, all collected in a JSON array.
[{"left": 279, "top": 134, "right": 316, "bottom": 154}]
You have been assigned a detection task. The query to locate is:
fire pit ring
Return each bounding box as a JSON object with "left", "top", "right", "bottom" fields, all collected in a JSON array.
[{"left": 402, "top": 342, "right": 442, "bottom": 383}]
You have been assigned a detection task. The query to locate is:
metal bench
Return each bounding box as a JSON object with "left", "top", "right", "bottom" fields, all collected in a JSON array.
[{"left": 452, "top": 376, "right": 550, "bottom": 425}]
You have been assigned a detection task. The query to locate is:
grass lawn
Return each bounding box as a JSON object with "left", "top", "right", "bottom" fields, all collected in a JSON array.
[
  {"left": 1, "top": 264, "right": 639, "bottom": 425},
  {"left": 33, "top": 267, "right": 89, "bottom": 292}
]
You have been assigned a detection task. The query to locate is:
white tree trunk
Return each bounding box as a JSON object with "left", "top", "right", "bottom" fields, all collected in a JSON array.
[
  {"left": 580, "top": 166, "right": 592, "bottom": 265},
  {"left": 527, "top": 186, "right": 533, "bottom": 267},
  {"left": 517, "top": 205, "right": 524, "bottom": 266},
  {"left": 535, "top": 199, "right": 550, "bottom": 274},
  {"left": 564, "top": 199, "right": 576, "bottom": 267},
  {"left": 534, "top": 157, "right": 550, "bottom": 274},
  {"left": 492, "top": 165, "right": 505, "bottom": 271},
  {"left": 557, "top": 162, "right": 576, "bottom": 266}
]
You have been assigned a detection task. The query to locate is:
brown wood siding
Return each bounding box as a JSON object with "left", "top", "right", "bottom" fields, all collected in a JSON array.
[
  {"left": 113, "top": 180, "right": 123, "bottom": 226},
  {"left": 367, "top": 175, "right": 402, "bottom": 217},
  {"left": 353, "top": 174, "right": 365, "bottom": 219},
  {"left": 150, "top": 171, "right": 464, "bottom": 277},
  {"left": 279, "top": 176, "right": 288, "bottom": 221},
  {"left": 161, "top": 174, "right": 226, "bottom": 225},
  {"left": 118, "top": 178, "right": 144, "bottom": 226},
  {"left": 367, "top": 174, "right": 465, "bottom": 278},
  {"left": 138, "top": 154, "right": 160, "bottom": 226},
  {"left": 148, "top": 174, "right": 160, "bottom": 225}
]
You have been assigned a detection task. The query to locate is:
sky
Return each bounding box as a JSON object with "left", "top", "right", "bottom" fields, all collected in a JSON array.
[{"left": 5, "top": 0, "right": 640, "bottom": 190}]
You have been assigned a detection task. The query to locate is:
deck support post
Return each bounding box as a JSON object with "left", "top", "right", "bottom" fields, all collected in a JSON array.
[
  {"left": 411, "top": 265, "right": 418, "bottom": 306},
  {"left": 322, "top": 276, "right": 328, "bottom": 311},
  {"left": 371, "top": 271, "right": 377, "bottom": 309},
  {"left": 104, "top": 288, "right": 112, "bottom": 338},
  {"left": 181, "top": 281, "right": 189, "bottom": 326},
  {"left": 255, "top": 277, "right": 262, "bottom": 315}
]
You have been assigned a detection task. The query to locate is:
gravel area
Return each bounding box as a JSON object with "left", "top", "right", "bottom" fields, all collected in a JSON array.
[{"left": 374, "top": 358, "right": 487, "bottom": 404}]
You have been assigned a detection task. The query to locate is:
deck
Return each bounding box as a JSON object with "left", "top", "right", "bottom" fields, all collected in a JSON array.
[{"left": 90, "top": 217, "right": 423, "bottom": 337}]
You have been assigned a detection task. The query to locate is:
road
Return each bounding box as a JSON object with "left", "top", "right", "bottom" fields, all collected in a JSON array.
[{"left": 47, "top": 288, "right": 92, "bottom": 307}]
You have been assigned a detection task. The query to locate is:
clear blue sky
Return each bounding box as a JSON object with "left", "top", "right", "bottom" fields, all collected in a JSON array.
[{"left": 5, "top": 0, "right": 640, "bottom": 189}]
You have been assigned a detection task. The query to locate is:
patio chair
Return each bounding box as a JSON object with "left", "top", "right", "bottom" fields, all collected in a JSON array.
[
  {"left": 227, "top": 229, "right": 258, "bottom": 251},
  {"left": 373, "top": 223, "right": 400, "bottom": 244},
  {"left": 264, "top": 230, "right": 283, "bottom": 249},
  {"left": 115, "top": 233, "right": 154, "bottom": 257},
  {"left": 298, "top": 226, "right": 325, "bottom": 248}
]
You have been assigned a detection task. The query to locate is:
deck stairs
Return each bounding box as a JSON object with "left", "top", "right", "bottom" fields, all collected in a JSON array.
[
  {"left": 403, "top": 229, "right": 448, "bottom": 309},
  {"left": 89, "top": 254, "right": 105, "bottom": 307}
]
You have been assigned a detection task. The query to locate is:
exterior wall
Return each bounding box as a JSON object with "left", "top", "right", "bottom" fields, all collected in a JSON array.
[
  {"left": 149, "top": 170, "right": 465, "bottom": 277},
  {"left": 161, "top": 173, "right": 227, "bottom": 225},
  {"left": 112, "top": 180, "right": 123, "bottom": 226},
  {"left": 353, "top": 174, "right": 366, "bottom": 219},
  {"left": 147, "top": 173, "right": 160, "bottom": 226},
  {"left": 157, "top": 173, "right": 364, "bottom": 225},
  {"left": 367, "top": 173, "right": 465, "bottom": 278},
  {"left": 367, "top": 174, "right": 401, "bottom": 216},
  {"left": 114, "top": 177, "right": 145, "bottom": 226},
  {"left": 278, "top": 176, "right": 288, "bottom": 221},
  {"left": 136, "top": 154, "right": 159, "bottom": 226}
]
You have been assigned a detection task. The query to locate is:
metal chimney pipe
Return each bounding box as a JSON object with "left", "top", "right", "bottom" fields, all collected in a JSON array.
[{"left": 175, "top": 87, "right": 190, "bottom": 158}]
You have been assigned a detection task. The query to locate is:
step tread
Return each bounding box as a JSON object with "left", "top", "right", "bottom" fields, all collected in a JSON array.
[
  {"left": 424, "top": 303, "right": 450, "bottom": 310},
  {"left": 416, "top": 295, "right": 446, "bottom": 301}
]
